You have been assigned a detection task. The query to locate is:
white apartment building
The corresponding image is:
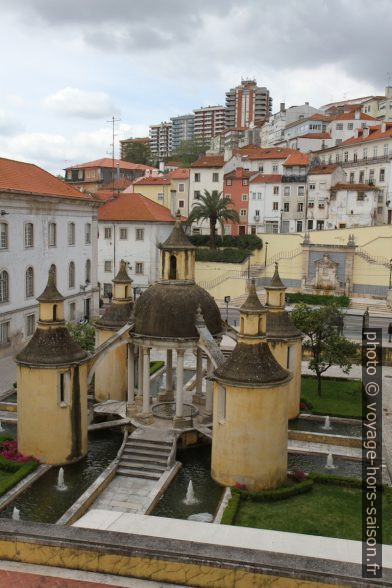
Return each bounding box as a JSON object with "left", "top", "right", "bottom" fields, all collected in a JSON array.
[
  {"left": 316, "top": 123, "right": 392, "bottom": 224},
  {"left": 98, "top": 192, "right": 176, "bottom": 295},
  {"left": 0, "top": 157, "right": 99, "bottom": 359},
  {"left": 261, "top": 103, "right": 321, "bottom": 147},
  {"left": 248, "top": 174, "right": 283, "bottom": 234},
  {"left": 189, "top": 155, "right": 224, "bottom": 234},
  {"left": 193, "top": 106, "right": 225, "bottom": 145},
  {"left": 149, "top": 122, "right": 173, "bottom": 161}
]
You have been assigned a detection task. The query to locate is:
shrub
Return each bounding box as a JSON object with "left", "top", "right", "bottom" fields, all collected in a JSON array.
[
  {"left": 232, "top": 479, "right": 314, "bottom": 502},
  {"left": 308, "top": 472, "right": 364, "bottom": 488},
  {"left": 195, "top": 248, "right": 250, "bottom": 263},
  {"left": 292, "top": 470, "right": 306, "bottom": 482},
  {"left": 66, "top": 322, "right": 95, "bottom": 352},
  {"left": 221, "top": 492, "right": 241, "bottom": 525},
  {"left": 0, "top": 460, "right": 38, "bottom": 497},
  {"left": 286, "top": 293, "right": 350, "bottom": 307},
  {"left": 189, "top": 234, "right": 262, "bottom": 251}
]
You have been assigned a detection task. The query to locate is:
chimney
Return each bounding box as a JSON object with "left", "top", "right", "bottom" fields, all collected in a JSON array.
[
  {"left": 159, "top": 161, "right": 165, "bottom": 173},
  {"left": 363, "top": 127, "right": 370, "bottom": 138},
  {"left": 305, "top": 101, "right": 309, "bottom": 106},
  {"left": 280, "top": 102, "right": 285, "bottom": 112},
  {"left": 354, "top": 110, "right": 360, "bottom": 120},
  {"left": 381, "top": 122, "right": 387, "bottom": 133}
]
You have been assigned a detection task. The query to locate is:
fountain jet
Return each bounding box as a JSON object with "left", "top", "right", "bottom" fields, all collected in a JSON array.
[
  {"left": 183, "top": 480, "right": 198, "bottom": 505},
  {"left": 322, "top": 416, "right": 332, "bottom": 430},
  {"left": 325, "top": 452, "right": 335, "bottom": 470},
  {"left": 12, "top": 507, "right": 20, "bottom": 520},
  {"left": 56, "top": 467, "right": 68, "bottom": 491}
]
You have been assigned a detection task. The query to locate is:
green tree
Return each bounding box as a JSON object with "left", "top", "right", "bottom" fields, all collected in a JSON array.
[
  {"left": 66, "top": 322, "right": 95, "bottom": 352},
  {"left": 291, "top": 303, "right": 358, "bottom": 396},
  {"left": 169, "top": 138, "right": 209, "bottom": 166},
  {"left": 187, "top": 190, "right": 240, "bottom": 249},
  {"left": 123, "top": 141, "right": 152, "bottom": 165}
]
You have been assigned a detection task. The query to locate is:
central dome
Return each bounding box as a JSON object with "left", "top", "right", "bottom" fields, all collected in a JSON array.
[{"left": 133, "top": 281, "right": 222, "bottom": 340}]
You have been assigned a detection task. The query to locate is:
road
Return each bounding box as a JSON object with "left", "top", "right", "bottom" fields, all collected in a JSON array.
[{"left": 220, "top": 307, "right": 392, "bottom": 343}]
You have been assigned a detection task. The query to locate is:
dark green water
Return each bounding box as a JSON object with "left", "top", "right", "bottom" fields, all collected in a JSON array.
[
  {"left": 289, "top": 418, "right": 361, "bottom": 437},
  {"left": 0, "top": 430, "right": 122, "bottom": 523},
  {"left": 153, "top": 445, "right": 223, "bottom": 520},
  {"left": 288, "top": 453, "right": 362, "bottom": 478}
]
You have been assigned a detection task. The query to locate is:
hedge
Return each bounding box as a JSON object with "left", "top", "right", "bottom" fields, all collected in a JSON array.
[
  {"left": 195, "top": 248, "right": 250, "bottom": 263},
  {"left": 150, "top": 360, "right": 164, "bottom": 375},
  {"left": 189, "top": 234, "right": 262, "bottom": 251},
  {"left": 308, "top": 472, "right": 391, "bottom": 493},
  {"left": 286, "top": 293, "right": 350, "bottom": 307},
  {"left": 221, "top": 492, "right": 241, "bottom": 525},
  {"left": 232, "top": 479, "right": 314, "bottom": 502},
  {"left": 0, "top": 460, "right": 38, "bottom": 497}
]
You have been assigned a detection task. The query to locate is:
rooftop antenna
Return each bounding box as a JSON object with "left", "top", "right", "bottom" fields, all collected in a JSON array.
[
  {"left": 387, "top": 72, "right": 391, "bottom": 88},
  {"left": 107, "top": 115, "right": 121, "bottom": 193}
]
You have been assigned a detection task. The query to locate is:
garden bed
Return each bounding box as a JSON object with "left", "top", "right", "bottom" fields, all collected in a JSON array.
[
  {"left": 0, "top": 437, "right": 38, "bottom": 497},
  {"left": 286, "top": 293, "right": 350, "bottom": 307}
]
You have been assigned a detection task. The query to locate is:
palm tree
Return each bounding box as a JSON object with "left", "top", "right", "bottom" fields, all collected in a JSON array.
[{"left": 187, "top": 190, "right": 240, "bottom": 249}]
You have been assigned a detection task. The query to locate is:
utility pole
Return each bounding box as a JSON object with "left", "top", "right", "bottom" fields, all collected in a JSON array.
[{"left": 107, "top": 115, "right": 121, "bottom": 193}]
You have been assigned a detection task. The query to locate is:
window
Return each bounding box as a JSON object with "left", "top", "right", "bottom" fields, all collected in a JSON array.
[
  {"left": 348, "top": 122, "right": 354, "bottom": 130},
  {"left": 353, "top": 152, "right": 358, "bottom": 162},
  {"left": 0, "top": 271, "right": 9, "bottom": 303},
  {"left": 68, "top": 262, "right": 75, "bottom": 288},
  {"left": 307, "top": 220, "right": 314, "bottom": 230},
  {"left": 68, "top": 222, "right": 75, "bottom": 246},
  {"left": 242, "top": 178, "right": 248, "bottom": 186},
  {"left": 272, "top": 165, "right": 278, "bottom": 173},
  {"left": 272, "top": 202, "right": 279, "bottom": 210},
  {"left": 135, "top": 262, "right": 144, "bottom": 274},
  {"left": 273, "top": 186, "right": 279, "bottom": 195},
  {"left": 225, "top": 178, "right": 232, "bottom": 186},
  {"left": 297, "top": 203, "right": 304, "bottom": 212},
  {"left": 373, "top": 147, "right": 378, "bottom": 157},
  {"left": 283, "top": 202, "right": 290, "bottom": 212},
  {"left": 258, "top": 165, "right": 264, "bottom": 173},
  {"left": 104, "top": 260, "right": 112, "bottom": 272},
  {"left": 357, "top": 192, "right": 365, "bottom": 201},
  {"left": 349, "top": 172, "right": 355, "bottom": 183},
  {"left": 380, "top": 169, "right": 385, "bottom": 182},
  {"left": 308, "top": 201, "right": 314, "bottom": 208},
  {"left": 336, "top": 123, "right": 343, "bottom": 130},
  {"left": 26, "top": 313, "right": 35, "bottom": 337},
  {"left": 241, "top": 194, "right": 247, "bottom": 201},
  {"left": 309, "top": 183, "right": 315, "bottom": 190},
  {"left": 257, "top": 192, "right": 262, "bottom": 200},
  {"left": 103, "top": 283, "right": 112, "bottom": 297},
  {"left": 120, "top": 228, "right": 128, "bottom": 240},
  {"left": 58, "top": 371, "right": 70, "bottom": 406},
  {"left": 359, "top": 171, "right": 365, "bottom": 183},
  {"left": 135, "top": 228, "right": 144, "bottom": 241},
  {"left": 377, "top": 206, "right": 383, "bottom": 214},
  {"left": 212, "top": 172, "right": 219, "bottom": 182},
  {"left": 369, "top": 170, "right": 374, "bottom": 183},
  {"left": 85, "top": 259, "right": 91, "bottom": 284},
  {"left": 194, "top": 173, "right": 200, "bottom": 182},
  {"left": 25, "top": 267, "right": 34, "bottom": 298},
  {"left": 194, "top": 190, "right": 201, "bottom": 199},
  {"left": 24, "top": 223, "right": 34, "bottom": 248},
  {"left": 240, "top": 209, "right": 247, "bottom": 217},
  {"left": 178, "top": 183, "right": 184, "bottom": 192},
  {"left": 104, "top": 227, "right": 112, "bottom": 239},
  {"left": 85, "top": 223, "right": 91, "bottom": 244},
  {"left": 48, "top": 222, "right": 56, "bottom": 247},
  {"left": 296, "top": 221, "right": 303, "bottom": 232},
  {"left": 69, "top": 302, "right": 76, "bottom": 322},
  {"left": 283, "top": 186, "right": 290, "bottom": 197},
  {"left": 254, "top": 210, "right": 260, "bottom": 217},
  {"left": 298, "top": 186, "right": 305, "bottom": 197},
  {"left": 0, "top": 321, "right": 9, "bottom": 345},
  {"left": 192, "top": 228, "right": 201, "bottom": 235},
  {"left": 344, "top": 152, "right": 348, "bottom": 162},
  {"left": 157, "top": 192, "right": 164, "bottom": 202},
  {"left": 335, "top": 153, "right": 340, "bottom": 162},
  {"left": 335, "top": 139, "right": 342, "bottom": 145},
  {"left": 363, "top": 148, "right": 368, "bottom": 160},
  {"left": 0, "top": 223, "right": 7, "bottom": 250},
  {"left": 384, "top": 144, "right": 389, "bottom": 156},
  {"left": 318, "top": 202, "right": 325, "bottom": 209},
  {"left": 178, "top": 199, "right": 185, "bottom": 208}
]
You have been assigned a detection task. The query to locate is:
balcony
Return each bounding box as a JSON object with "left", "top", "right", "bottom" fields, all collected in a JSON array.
[
  {"left": 281, "top": 175, "right": 307, "bottom": 183},
  {"left": 331, "top": 154, "right": 390, "bottom": 168}
]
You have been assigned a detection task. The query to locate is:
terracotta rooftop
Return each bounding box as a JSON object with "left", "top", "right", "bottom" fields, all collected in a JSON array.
[
  {"left": 98, "top": 192, "right": 183, "bottom": 223},
  {"left": 250, "top": 174, "right": 282, "bottom": 184},
  {"left": 299, "top": 132, "right": 331, "bottom": 139},
  {"left": 0, "top": 157, "right": 96, "bottom": 201},
  {"left": 308, "top": 164, "right": 338, "bottom": 175},
  {"left": 133, "top": 175, "right": 171, "bottom": 185},
  {"left": 233, "top": 147, "right": 300, "bottom": 161},
  {"left": 283, "top": 152, "right": 309, "bottom": 166},
  {"left": 65, "top": 158, "right": 155, "bottom": 171},
  {"left": 329, "top": 112, "right": 377, "bottom": 121},
  {"left": 191, "top": 155, "right": 224, "bottom": 168},
  {"left": 224, "top": 168, "right": 253, "bottom": 179},
  {"left": 169, "top": 168, "right": 190, "bottom": 180},
  {"left": 340, "top": 124, "right": 392, "bottom": 146},
  {"left": 332, "top": 182, "right": 378, "bottom": 191},
  {"left": 165, "top": 161, "right": 181, "bottom": 167}
]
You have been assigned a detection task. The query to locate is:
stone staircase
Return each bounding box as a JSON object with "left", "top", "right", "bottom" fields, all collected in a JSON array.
[{"left": 117, "top": 437, "right": 173, "bottom": 480}]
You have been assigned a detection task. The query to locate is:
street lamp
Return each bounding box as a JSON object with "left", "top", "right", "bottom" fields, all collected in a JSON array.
[{"left": 264, "top": 241, "right": 269, "bottom": 268}]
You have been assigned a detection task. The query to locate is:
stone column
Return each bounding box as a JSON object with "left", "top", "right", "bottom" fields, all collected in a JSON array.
[
  {"left": 173, "top": 349, "right": 186, "bottom": 428},
  {"left": 192, "top": 347, "right": 205, "bottom": 405},
  {"left": 136, "top": 346, "right": 143, "bottom": 404},
  {"left": 138, "top": 347, "right": 153, "bottom": 423},
  {"left": 126, "top": 343, "right": 137, "bottom": 416},
  {"left": 159, "top": 349, "right": 174, "bottom": 402},
  {"left": 205, "top": 357, "right": 213, "bottom": 418}
]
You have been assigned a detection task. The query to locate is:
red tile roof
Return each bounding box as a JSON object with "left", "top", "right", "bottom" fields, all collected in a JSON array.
[
  {"left": 191, "top": 155, "right": 224, "bottom": 168},
  {"left": 283, "top": 152, "right": 309, "bottom": 166},
  {"left": 299, "top": 132, "right": 331, "bottom": 139},
  {"left": 308, "top": 164, "right": 338, "bottom": 175},
  {"left": 95, "top": 190, "right": 118, "bottom": 201},
  {"left": 332, "top": 183, "right": 378, "bottom": 191},
  {"left": 341, "top": 124, "right": 392, "bottom": 145},
  {"left": 98, "top": 193, "right": 183, "bottom": 222},
  {"left": 233, "top": 147, "right": 300, "bottom": 161},
  {"left": 0, "top": 157, "right": 96, "bottom": 201},
  {"left": 65, "top": 158, "right": 155, "bottom": 171},
  {"left": 169, "top": 168, "right": 190, "bottom": 180},
  {"left": 224, "top": 168, "right": 253, "bottom": 179},
  {"left": 329, "top": 112, "right": 377, "bottom": 121},
  {"left": 165, "top": 161, "right": 181, "bottom": 167},
  {"left": 133, "top": 175, "right": 171, "bottom": 185},
  {"left": 250, "top": 174, "right": 282, "bottom": 184}
]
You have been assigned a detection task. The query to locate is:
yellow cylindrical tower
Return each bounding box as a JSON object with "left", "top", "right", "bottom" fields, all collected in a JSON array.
[
  {"left": 160, "top": 210, "right": 195, "bottom": 282},
  {"left": 94, "top": 260, "right": 133, "bottom": 402},
  {"left": 16, "top": 269, "right": 89, "bottom": 465},
  {"left": 265, "top": 263, "right": 303, "bottom": 419},
  {"left": 211, "top": 280, "right": 291, "bottom": 491}
]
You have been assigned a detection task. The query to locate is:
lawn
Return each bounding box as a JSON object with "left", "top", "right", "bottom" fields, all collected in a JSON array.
[
  {"left": 234, "top": 483, "right": 392, "bottom": 544},
  {"left": 301, "top": 376, "right": 362, "bottom": 419},
  {"left": 150, "top": 360, "right": 164, "bottom": 375}
]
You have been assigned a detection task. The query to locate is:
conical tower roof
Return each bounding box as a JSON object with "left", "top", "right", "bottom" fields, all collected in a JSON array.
[
  {"left": 240, "top": 279, "right": 264, "bottom": 313},
  {"left": 113, "top": 259, "right": 132, "bottom": 284},
  {"left": 161, "top": 211, "right": 195, "bottom": 250},
  {"left": 37, "top": 268, "right": 64, "bottom": 302},
  {"left": 265, "top": 263, "right": 285, "bottom": 290}
]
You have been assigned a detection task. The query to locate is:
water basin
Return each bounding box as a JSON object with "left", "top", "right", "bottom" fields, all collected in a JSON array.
[
  {"left": 289, "top": 417, "right": 361, "bottom": 437},
  {"left": 288, "top": 452, "right": 362, "bottom": 478}
]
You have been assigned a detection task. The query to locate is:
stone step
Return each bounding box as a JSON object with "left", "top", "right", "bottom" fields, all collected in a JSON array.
[
  {"left": 119, "top": 460, "right": 166, "bottom": 473},
  {"left": 121, "top": 453, "right": 168, "bottom": 466},
  {"left": 117, "top": 468, "right": 161, "bottom": 480},
  {"left": 123, "top": 447, "right": 170, "bottom": 459},
  {"left": 128, "top": 437, "right": 172, "bottom": 447},
  {"left": 125, "top": 441, "right": 172, "bottom": 453}
]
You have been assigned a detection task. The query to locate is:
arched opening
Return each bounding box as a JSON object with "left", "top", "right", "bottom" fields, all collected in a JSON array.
[
  {"left": 169, "top": 255, "right": 177, "bottom": 280},
  {"left": 53, "top": 304, "right": 57, "bottom": 321}
]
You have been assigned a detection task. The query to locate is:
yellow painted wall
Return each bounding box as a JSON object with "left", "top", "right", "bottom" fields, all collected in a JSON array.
[
  {"left": 195, "top": 260, "right": 248, "bottom": 300},
  {"left": 211, "top": 380, "right": 289, "bottom": 491},
  {"left": 162, "top": 250, "right": 195, "bottom": 281},
  {"left": 94, "top": 330, "right": 127, "bottom": 402},
  {"left": 17, "top": 364, "right": 88, "bottom": 465},
  {"left": 132, "top": 184, "right": 171, "bottom": 209},
  {"left": 268, "top": 338, "right": 302, "bottom": 419}
]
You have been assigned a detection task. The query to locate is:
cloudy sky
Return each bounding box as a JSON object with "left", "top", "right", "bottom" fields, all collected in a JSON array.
[{"left": 0, "top": 0, "right": 391, "bottom": 174}]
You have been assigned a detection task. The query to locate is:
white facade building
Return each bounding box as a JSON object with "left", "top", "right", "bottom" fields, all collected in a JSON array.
[
  {"left": 0, "top": 157, "right": 99, "bottom": 359},
  {"left": 261, "top": 103, "right": 322, "bottom": 147},
  {"left": 248, "top": 174, "right": 283, "bottom": 234},
  {"left": 189, "top": 155, "right": 224, "bottom": 234},
  {"left": 97, "top": 192, "right": 176, "bottom": 295}
]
